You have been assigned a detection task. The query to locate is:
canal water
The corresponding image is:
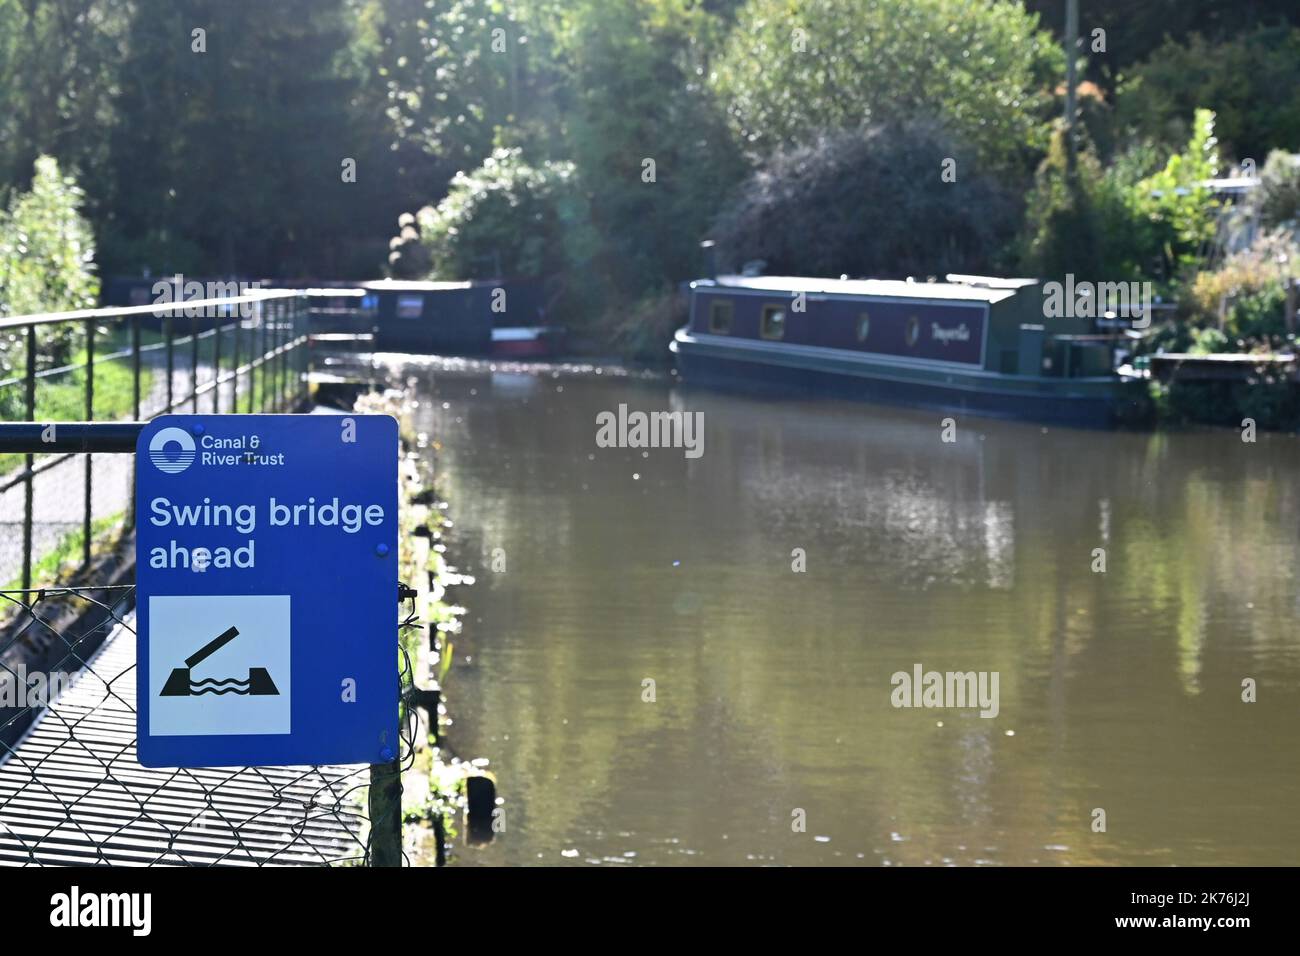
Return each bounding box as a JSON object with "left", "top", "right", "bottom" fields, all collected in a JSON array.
[{"left": 410, "top": 359, "right": 1300, "bottom": 866}]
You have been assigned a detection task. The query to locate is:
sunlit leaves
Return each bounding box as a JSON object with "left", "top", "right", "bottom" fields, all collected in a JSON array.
[{"left": 712, "top": 0, "right": 1061, "bottom": 169}]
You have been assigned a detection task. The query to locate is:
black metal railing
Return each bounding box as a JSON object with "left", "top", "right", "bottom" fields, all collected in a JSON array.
[{"left": 0, "top": 290, "right": 313, "bottom": 592}]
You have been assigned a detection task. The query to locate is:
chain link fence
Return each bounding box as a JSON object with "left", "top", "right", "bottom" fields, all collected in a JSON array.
[{"left": 0, "top": 584, "right": 415, "bottom": 866}]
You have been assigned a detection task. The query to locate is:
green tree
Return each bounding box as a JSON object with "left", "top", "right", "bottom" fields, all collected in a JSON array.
[
  {"left": 1115, "top": 27, "right": 1300, "bottom": 163},
  {"left": 103, "top": 0, "right": 377, "bottom": 277},
  {"left": 0, "top": 0, "right": 130, "bottom": 204},
  {"left": 1019, "top": 124, "right": 1109, "bottom": 282},
  {"left": 552, "top": 0, "right": 745, "bottom": 296},
  {"left": 713, "top": 0, "right": 1061, "bottom": 169},
  {"left": 1024, "top": 0, "right": 1300, "bottom": 92},
  {"left": 376, "top": 0, "right": 560, "bottom": 190}
]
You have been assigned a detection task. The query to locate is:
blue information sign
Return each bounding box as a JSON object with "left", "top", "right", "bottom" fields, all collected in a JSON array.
[{"left": 135, "top": 414, "right": 399, "bottom": 768}]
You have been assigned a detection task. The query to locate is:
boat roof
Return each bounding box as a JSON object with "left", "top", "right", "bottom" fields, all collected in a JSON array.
[
  {"left": 699, "top": 274, "right": 1036, "bottom": 304},
  {"left": 359, "top": 279, "right": 474, "bottom": 292}
]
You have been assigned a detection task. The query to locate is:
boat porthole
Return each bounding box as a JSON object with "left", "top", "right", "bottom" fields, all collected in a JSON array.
[
  {"left": 857, "top": 313, "right": 870, "bottom": 342},
  {"left": 905, "top": 315, "right": 920, "bottom": 347}
]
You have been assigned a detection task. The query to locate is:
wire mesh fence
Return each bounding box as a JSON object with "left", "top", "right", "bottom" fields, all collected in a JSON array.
[{"left": 0, "top": 584, "right": 414, "bottom": 866}]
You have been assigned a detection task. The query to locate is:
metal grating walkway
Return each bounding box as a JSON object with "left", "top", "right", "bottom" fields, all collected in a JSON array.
[{"left": 0, "top": 614, "right": 368, "bottom": 866}]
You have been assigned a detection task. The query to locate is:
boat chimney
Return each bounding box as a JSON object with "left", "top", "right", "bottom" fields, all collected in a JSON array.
[{"left": 699, "top": 239, "right": 717, "bottom": 280}]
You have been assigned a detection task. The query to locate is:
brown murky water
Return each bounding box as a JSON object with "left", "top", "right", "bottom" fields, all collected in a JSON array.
[{"left": 410, "top": 359, "right": 1300, "bottom": 866}]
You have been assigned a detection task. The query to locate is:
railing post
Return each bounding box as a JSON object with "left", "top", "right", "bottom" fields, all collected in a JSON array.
[
  {"left": 212, "top": 315, "right": 222, "bottom": 414},
  {"left": 164, "top": 314, "right": 174, "bottom": 411},
  {"left": 278, "top": 301, "right": 286, "bottom": 411},
  {"left": 21, "top": 324, "right": 36, "bottom": 593},
  {"left": 255, "top": 302, "right": 264, "bottom": 412},
  {"left": 129, "top": 313, "right": 141, "bottom": 526},
  {"left": 190, "top": 314, "right": 199, "bottom": 413},
  {"left": 232, "top": 310, "right": 241, "bottom": 413},
  {"left": 367, "top": 758, "right": 402, "bottom": 866},
  {"left": 131, "top": 312, "right": 141, "bottom": 421},
  {"left": 83, "top": 318, "right": 94, "bottom": 567},
  {"left": 298, "top": 298, "right": 307, "bottom": 406},
  {"left": 253, "top": 304, "right": 263, "bottom": 413}
]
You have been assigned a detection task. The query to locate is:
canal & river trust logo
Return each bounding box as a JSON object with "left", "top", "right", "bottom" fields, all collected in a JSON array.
[{"left": 148, "top": 427, "right": 196, "bottom": 474}]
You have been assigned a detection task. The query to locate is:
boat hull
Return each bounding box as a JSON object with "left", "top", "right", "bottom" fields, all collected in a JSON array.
[{"left": 673, "top": 329, "right": 1145, "bottom": 428}]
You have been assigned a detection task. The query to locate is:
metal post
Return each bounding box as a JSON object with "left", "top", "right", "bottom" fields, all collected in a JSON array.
[
  {"left": 131, "top": 313, "right": 141, "bottom": 421},
  {"left": 278, "top": 302, "right": 287, "bottom": 411},
  {"left": 83, "top": 319, "right": 94, "bottom": 567},
  {"left": 164, "top": 314, "right": 174, "bottom": 411},
  {"left": 21, "top": 324, "right": 36, "bottom": 593},
  {"left": 275, "top": 303, "right": 285, "bottom": 411},
  {"left": 129, "top": 314, "right": 141, "bottom": 526},
  {"left": 191, "top": 315, "right": 200, "bottom": 412},
  {"left": 293, "top": 300, "right": 303, "bottom": 406},
  {"left": 254, "top": 303, "right": 262, "bottom": 412},
  {"left": 232, "top": 311, "right": 241, "bottom": 413},
  {"left": 367, "top": 759, "right": 402, "bottom": 866},
  {"left": 212, "top": 317, "right": 222, "bottom": 414},
  {"left": 1064, "top": 0, "right": 1078, "bottom": 172}
]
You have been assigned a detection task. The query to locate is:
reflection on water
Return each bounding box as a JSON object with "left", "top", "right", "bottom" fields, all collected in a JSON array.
[{"left": 409, "top": 359, "right": 1300, "bottom": 866}]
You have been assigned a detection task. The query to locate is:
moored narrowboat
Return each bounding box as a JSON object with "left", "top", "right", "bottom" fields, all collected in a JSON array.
[{"left": 671, "top": 274, "right": 1147, "bottom": 427}]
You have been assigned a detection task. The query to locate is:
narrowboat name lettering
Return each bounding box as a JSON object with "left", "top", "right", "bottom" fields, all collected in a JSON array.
[{"left": 931, "top": 323, "right": 971, "bottom": 344}]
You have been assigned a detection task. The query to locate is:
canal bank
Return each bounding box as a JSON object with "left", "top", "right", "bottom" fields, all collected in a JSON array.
[
  {"left": 353, "top": 387, "right": 497, "bottom": 865},
  {"left": 407, "top": 354, "right": 1300, "bottom": 867}
]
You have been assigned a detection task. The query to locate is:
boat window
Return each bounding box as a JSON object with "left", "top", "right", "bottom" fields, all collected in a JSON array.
[
  {"left": 905, "top": 315, "right": 920, "bottom": 347},
  {"left": 761, "top": 305, "right": 786, "bottom": 340},
  {"left": 397, "top": 295, "right": 424, "bottom": 319},
  {"left": 708, "top": 300, "right": 733, "bottom": 334},
  {"left": 857, "top": 312, "right": 870, "bottom": 342}
]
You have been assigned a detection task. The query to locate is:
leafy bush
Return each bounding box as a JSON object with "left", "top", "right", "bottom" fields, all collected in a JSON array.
[
  {"left": 1255, "top": 150, "right": 1300, "bottom": 230},
  {"left": 1188, "top": 326, "right": 1228, "bottom": 355},
  {"left": 401, "top": 147, "right": 596, "bottom": 282},
  {"left": 0, "top": 156, "right": 99, "bottom": 384},
  {"left": 1021, "top": 110, "right": 1220, "bottom": 290},
  {"left": 1152, "top": 376, "right": 1298, "bottom": 431},
  {"left": 710, "top": 121, "right": 1019, "bottom": 279},
  {"left": 1186, "top": 230, "right": 1299, "bottom": 346},
  {"left": 0, "top": 157, "right": 99, "bottom": 319}
]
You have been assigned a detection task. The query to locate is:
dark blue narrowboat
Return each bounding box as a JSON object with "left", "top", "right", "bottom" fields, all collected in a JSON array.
[
  {"left": 671, "top": 274, "right": 1147, "bottom": 427},
  {"left": 362, "top": 277, "right": 561, "bottom": 357}
]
